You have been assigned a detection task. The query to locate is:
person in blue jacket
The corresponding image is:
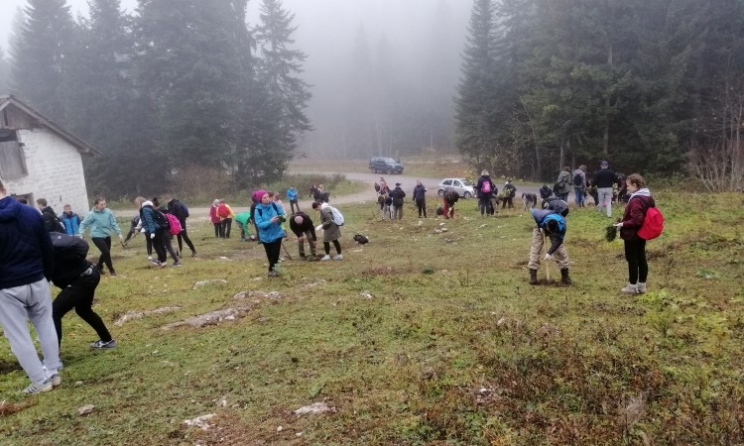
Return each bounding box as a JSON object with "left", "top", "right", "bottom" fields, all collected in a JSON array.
[
  {"left": 78, "top": 197, "right": 122, "bottom": 276},
  {"left": 254, "top": 192, "right": 287, "bottom": 277},
  {"left": 139, "top": 200, "right": 167, "bottom": 267},
  {"left": 286, "top": 186, "right": 300, "bottom": 214},
  {"left": 60, "top": 204, "right": 81, "bottom": 235},
  {"left": 528, "top": 209, "right": 571, "bottom": 285}
]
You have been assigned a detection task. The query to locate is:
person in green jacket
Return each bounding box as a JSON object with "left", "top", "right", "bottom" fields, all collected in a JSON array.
[
  {"left": 234, "top": 211, "right": 253, "bottom": 242},
  {"left": 78, "top": 197, "right": 122, "bottom": 276}
]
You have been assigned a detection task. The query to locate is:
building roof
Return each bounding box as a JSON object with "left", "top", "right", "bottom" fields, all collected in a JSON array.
[{"left": 0, "top": 94, "right": 102, "bottom": 157}]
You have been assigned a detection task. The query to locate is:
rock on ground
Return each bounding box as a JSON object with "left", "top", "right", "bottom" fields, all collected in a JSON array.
[
  {"left": 294, "top": 402, "right": 335, "bottom": 415},
  {"left": 162, "top": 307, "right": 251, "bottom": 330},
  {"left": 183, "top": 413, "right": 217, "bottom": 431},
  {"left": 114, "top": 306, "right": 182, "bottom": 326},
  {"left": 193, "top": 279, "right": 228, "bottom": 289}
]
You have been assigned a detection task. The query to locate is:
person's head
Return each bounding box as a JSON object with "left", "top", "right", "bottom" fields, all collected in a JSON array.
[
  {"left": 260, "top": 193, "right": 270, "bottom": 205},
  {"left": 294, "top": 215, "right": 304, "bottom": 225},
  {"left": 579, "top": 164, "right": 586, "bottom": 172},
  {"left": 546, "top": 219, "right": 560, "bottom": 234},
  {"left": 152, "top": 197, "right": 160, "bottom": 208},
  {"left": 273, "top": 193, "right": 281, "bottom": 202},
  {"left": 626, "top": 173, "right": 646, "bottom": 193},
  {"left": 506, "top": 179, "right": 512, "bottom": 184},
  {"left": 0, "top": 180, "right": 5, "bottom": 198},
  {"left": 416, "top": 179, "right": 422, "bottom": 186},
  {"left": 564, "top": 166, "right": 571, "bottom": 172},
  {"left": 481, "top": 170, "right": 489, "bottom": 176},
  {"left": 213, "top": 199, "right": 219, "bottom": 206},
  {"left": 601, "top": 160, "right": 609, "bottom": 169},
  {"left": 218, "top": 198, "right": 226, "bottom": 204},
  {"left": 94, "top": 197, "right": 107, "bottom": 211},
  {"left": 395, "top": 182, "right": 401, "bottom": 188},
  {"left": 312, "top": 201, "right": 322, "bottom": 210},
  {"left": 36, "top": 198, "right": 47, "bottom": 210},
  {"left": 134, "top": 196, "right": 147, "bottom": 209},
  {"left": 63, "top": 204, "right": 72, "bottom": 214}
]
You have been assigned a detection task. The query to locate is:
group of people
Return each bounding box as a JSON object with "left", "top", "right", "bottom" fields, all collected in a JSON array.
[
  {"left": 375, "top": 178, "right": 413, "bottom": 220},
  {"left": 553, "top": 161, "right": 628, "bottom": 216},
  {"left": 474, "top": 170, "right": 518, "bottom": 217},
  {"left": 0, "top": 180, "right": 119, "bottom": 395},
  {"left": 531, "top": 167, "right": 656, "bottom": 296}
]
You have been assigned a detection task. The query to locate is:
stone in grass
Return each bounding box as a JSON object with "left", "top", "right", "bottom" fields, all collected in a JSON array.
[
  {"left": 294, "top": 402, "right": 335, "bottom": 415},
  {"left": 78, "top": 405, "right": 95, "bottom": 416},
  {"left": 162, "top": 307, "right": 251, "bottom": 330},
  {"left": 359, "top": 292, "right": 374, "bottom": 300},
  {"left": 183, "top": 413, "right": 217, "bottom": 431},
  {"left": 193, "top": 279, "right": 227, "bottom": 289},
  {"left": 114, "top": 306, "right": 182, "bottom": 326},
  {"left": 234, "top": 290, "right": 283, "bottom": 300}
]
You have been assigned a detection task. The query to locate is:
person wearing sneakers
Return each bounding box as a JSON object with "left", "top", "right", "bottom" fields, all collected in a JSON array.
[
  {"left": 312, "top": 201, "right": 343, "bottom": 261},
  {"left": 615, "top": 174, "right": 655, "bottom": 294},
  {"left": 0, "top": 179, "right": 62, "bottom": 394},
  {"left": 50, "top": 233, "right": 117, "bottom": 350},
  {"left": 528, "top": 208, "right": 572, "bottom": 286},
  {"left": 593, "top": 160, "right": 616, "bottom": 218},
  {"left": 289, "top": 211, "right": 318, "bottom": 260},
  {"left": 254, "top": 192, "right": 287, "bottom": 277},
  {"left": 78, "top": 197, "right": 123, "bottom": 276},
  {"left": 139, "top": 200, "right": 168, "bottom": 267}
]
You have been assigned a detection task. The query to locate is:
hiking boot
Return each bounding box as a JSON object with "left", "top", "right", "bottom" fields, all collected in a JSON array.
[
  {"left": 320, "top": 255, "right": 331, "bottom": 261},
  {"left": 23, "top": 379, "right": 53, "bottom": 395},
  {"left": 300, "top": 254, "right": 307, "bottom": 260},
  {"left": 333, "top": 254, "right": 343, "bottom": 261},
  {"left": 191, "top": 251, "right": 197, "bottom": 257},
  {"left": 637, "top": 282, "right": 647, "bottom": 294},
  {"left": 50, "top": 373, "right": 62, "bottom": 388},
  {"left": 173, "top": 261, "right": 182, "bottom": 267},
  {"left": 91, "top": 339, "right": 118, "bottom": 349},
  {"left": 268, "top": 270, "right": 279, "bottom": 278},
  {"left": 529, "top": 269, "right": 538, "bottom": 285},
  {"left": 560, "top": 268, "right": 572, "bottom": 285},
  {"left": 621, "top": 283, "right": 639, "bottom": 294}
]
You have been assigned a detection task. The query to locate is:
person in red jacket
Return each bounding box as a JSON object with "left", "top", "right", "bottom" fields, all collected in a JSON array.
[
  {"left": 613, "top": 174, "right": 655, "bottom": 294},
  {"left": 209, "top": 199, "right": 221, "bottom": 238}
]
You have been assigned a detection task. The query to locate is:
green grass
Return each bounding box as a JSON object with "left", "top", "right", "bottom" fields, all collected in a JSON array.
[{"left": 2, "top": 192, "right": 743, "bottom": 445}]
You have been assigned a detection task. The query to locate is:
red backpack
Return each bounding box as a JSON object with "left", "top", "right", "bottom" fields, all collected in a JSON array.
[
  {"left": 166, "top": 213, "right": 182, "bottom": 235},
  {"left": 638, "top": 206, "right": 664, "bottom": 240},
  {"left": 217, "top": 203, "right": 230, "bottom": 218}
]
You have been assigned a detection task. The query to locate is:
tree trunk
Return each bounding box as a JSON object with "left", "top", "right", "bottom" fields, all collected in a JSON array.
[
  {"left": 559, "top": 138, "right": 565, "bottom": 173},
  {"left": 603, "top": 44, "right": 613, "bottom": 157}
]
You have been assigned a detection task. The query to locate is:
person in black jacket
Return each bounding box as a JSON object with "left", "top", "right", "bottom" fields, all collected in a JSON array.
[
  {"left": 475, "top": 170, "right": 495, "bottom": 217},
  {"left": 390, "top": 183, "right": 406, "bottom": 220},
  {"left": 412, "top": 180, "right": 427, "bottom": 218},
  {"left": 592, "top": 160, "right": 616, "bottom": 218},
  {"left": 50, "top": 233, "right": 116, "bottom": 349},
  {"left": 289, "top": 212, "right": 318, "bottom": 260},
  {"left": 36, "top": 198, "right": 64, "bottom": 233},
  {"left": 502, "top": 180, "right": 517, "bottom": 209},
  {"left": 166, "top": 196, "right": 196, "bottom": 257},
  {"left": 539, "top": 184, "right": 553, "bottom": 208}
]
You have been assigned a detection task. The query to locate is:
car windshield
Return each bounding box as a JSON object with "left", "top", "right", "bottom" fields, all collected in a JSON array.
[{"left": 382, "top": 158, "right": 396, "bottom": 163}]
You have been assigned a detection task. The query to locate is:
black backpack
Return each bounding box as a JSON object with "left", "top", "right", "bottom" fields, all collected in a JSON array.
[
  {"left": 573, "top": 173, "right": 584, "bottom": 187},
  {"left": 354, "top": 234, "right": 369, "bottom": 245},
  {"left": 153, "top": 209, "right": 170, "bottom": 229}
]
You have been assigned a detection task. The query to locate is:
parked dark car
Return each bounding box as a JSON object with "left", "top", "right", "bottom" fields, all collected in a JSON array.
[{"left": 369, "top": 157, "right": 404, "bottom": 174}]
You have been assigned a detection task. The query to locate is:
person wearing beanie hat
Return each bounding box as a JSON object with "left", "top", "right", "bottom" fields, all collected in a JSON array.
[
  {"left": 592, "top": 161, "right": 616, "bottom": 218},
  {"left": 390, "top": 182, "right": 406, "bottom": 220}
]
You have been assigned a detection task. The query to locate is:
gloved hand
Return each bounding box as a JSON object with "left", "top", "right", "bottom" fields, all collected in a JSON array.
[
  {"left": 150, "top": 233, "right": 156, "bottom": 239},
  {"left": 544, "top": 253, "right": 553, "bottom": 261},
  {"left": 613, "top": 222, "right": 623, "bottom": 228}
]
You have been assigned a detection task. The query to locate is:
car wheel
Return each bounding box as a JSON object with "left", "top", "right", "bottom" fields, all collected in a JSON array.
[
  {"left": 464, "top": 192, "right": 472, "bottom": 199},
  {"left": 438, "top": 189, "right": 444, "bottom": 197}
]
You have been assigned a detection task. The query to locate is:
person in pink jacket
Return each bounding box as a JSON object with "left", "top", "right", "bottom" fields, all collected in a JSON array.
[{"left": 209, "top": 199, "right": 221, "bottom": 238}]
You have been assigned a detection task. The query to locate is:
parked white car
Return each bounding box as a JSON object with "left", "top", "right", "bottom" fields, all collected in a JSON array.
[{"left": 437, "top": 178, "right": 476, "bottom": 198}]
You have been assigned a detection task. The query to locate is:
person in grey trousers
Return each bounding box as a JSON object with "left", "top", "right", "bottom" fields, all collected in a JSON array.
[{"left": 0, "top": 180, "right": 62, "bottom": 394}]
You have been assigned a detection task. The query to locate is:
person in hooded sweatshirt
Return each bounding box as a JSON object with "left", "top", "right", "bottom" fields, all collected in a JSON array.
[
  {"left": 413, "top": 179, "right": 427, "bottom": 218},
  {"left": 475, "top": 170, "right": 495, "bottom": 217},
  {"left": 209, "top": 199, "right": 222, "bottom": 238},
  {"left": 254, "top": 192, "right": 287, "bottom": 277},
  {"left": 78, "top": 197, "right": 122, "bottom": 276},
  {"left": 139, "top": 200, "right": 168, "bottom": 267},
  {"left": 0, "top": 179, "right": 62, "bottom": 394},
  {"left": 36, "top": 198, "right": 64, "bottom": 233},
  {"left": 614, "top": 174, "right": 656, "bottom": 295},
  {"left": 528, "top": 208, "right": 571, "bottom": 286}
]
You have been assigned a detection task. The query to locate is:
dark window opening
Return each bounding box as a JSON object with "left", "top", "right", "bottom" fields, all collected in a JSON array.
[{"left": 0, "top": 130, "right": 28, "bottom": 180}]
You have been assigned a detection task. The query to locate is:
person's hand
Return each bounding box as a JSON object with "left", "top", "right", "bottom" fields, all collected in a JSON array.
[
  {"left": 315, "top": 224, "right": 324, "bottom": 232},
  {"left": 544, "top": 253, "right": 553, "bottom": 261},
  {"left": 613, "top": 222, "right": 623, "bottom": 228},
  {"left": 271, "top": 216, "right": 280, "bottom": 223},
  {"left": 150, "top": 233, "right": 156, "bottom": 239}
]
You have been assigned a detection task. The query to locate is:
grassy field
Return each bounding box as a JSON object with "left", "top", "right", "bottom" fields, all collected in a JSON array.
[{"left": 1, "top": 192, "right": 743, "bottom": 445}]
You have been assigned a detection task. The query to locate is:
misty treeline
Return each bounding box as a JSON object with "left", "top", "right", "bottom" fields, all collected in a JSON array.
[
  {"left": 2, "top": 0, "right": 310, "bottom": 198},
  {"left": 457, "top": 0, "right": 744, "bottom": 190}
]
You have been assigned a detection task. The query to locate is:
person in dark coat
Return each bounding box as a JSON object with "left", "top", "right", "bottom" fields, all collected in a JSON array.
[
  {"left": 593, "top": 160, "right": 616, "bottom": 217},
  {"left": 166, "top": 196, "right": 196, "bottom": 257},
  {"left": 36, "top": 198, "right": 64, "bottom": 233},
  {"left": 413, "top": 180, "right": 427, "bottom": 218},
  {"left": 289, "top": 211, "right": 318, "bottom": 260},
  {"left": 442, "top": 189, "right": 459, "bottom": 219},
  {"left": 614, "top": 174, "right": 655, "bottom": 295},
  {"left": 475, "top": 170, "right": 495, "bottom": 217},
  {"left": 390, "top": 183, "right": 406, "bottom": 220}
]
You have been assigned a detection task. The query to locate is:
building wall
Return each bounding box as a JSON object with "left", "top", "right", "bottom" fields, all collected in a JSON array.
[{"left": 2, "top": 128, "right": 90, "bottom": 215}]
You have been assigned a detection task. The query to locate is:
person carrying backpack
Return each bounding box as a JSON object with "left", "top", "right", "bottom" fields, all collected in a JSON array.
[
  {"left": 36, "top": 199, "right": 65, "bottom": 233},
  {"left": 153, "top": 198, "right": 181, "bottom": 267},
  {"left": 312, "top": 201, "right": 343, "bottom": 261},
  {"left": 572, "top": 165, "right": 587, "bottom": 207},
  {"left": 50, "top": 233, "right": 117, "bottom": 350},
  {"left": 217, "top": 199, "right": 235, "bottom": 238},
  {"left": 613, "top": 174, "right": 657, "bottom": 295},
  {"left": 78, "top": 197, "right": 123, "bottom": 276},
  {"left": 254, "top": 192, "right": 287, "bottom": 277},
  {"left": 475, "top": 170, "right": 495, "bottom": 217},
  {"left": 166, "top": 196, "right": 196, "bottom": 257},
  {"left": 528, "top": 208, "right": 572, "bottom": 286},
  {"left": 139, "top": 200, "right": 167, "bottom": 267},
  {"left": 390, "top": 183, "right": 406, "bottom": 220}
]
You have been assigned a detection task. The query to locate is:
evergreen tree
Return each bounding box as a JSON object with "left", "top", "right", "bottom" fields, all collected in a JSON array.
[
  {"left": 0, "top": 47, "right": 10, "bottom": 94},
  {"left": 10, "top": 0, "right": 75, "bottom": 122}
]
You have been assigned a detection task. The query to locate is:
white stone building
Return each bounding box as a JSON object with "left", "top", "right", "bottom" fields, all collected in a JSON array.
[{"left": 0, "top": 95, "right": 100, "bottom": 215}]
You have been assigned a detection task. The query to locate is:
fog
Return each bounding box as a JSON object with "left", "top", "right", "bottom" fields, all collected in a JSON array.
[{"left": 1, "top": 0, "right": 470, "bottom": 158}]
